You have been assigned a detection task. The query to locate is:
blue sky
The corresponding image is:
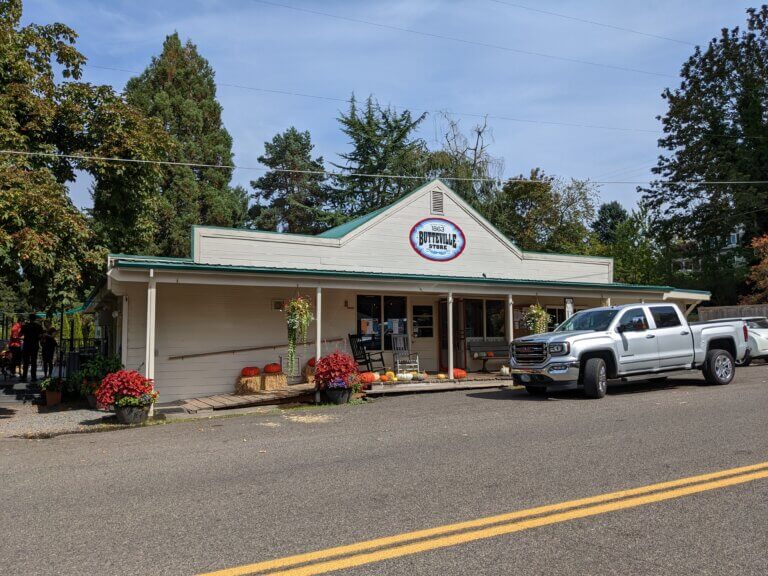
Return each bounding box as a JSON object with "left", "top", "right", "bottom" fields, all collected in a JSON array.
[{"left": 23, "top": 0, "right": 755, "bottom": 210}]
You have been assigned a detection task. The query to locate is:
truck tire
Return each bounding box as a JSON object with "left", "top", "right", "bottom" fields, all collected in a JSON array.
[
  {"left": 525, "top": 386, "right": 548, "bottom": 397},
  {"left": 582, "top": 357, "right": 607, "bottom": 399},
  {"left": 702, "top": 349, "right": 735, "bottom": 385}
]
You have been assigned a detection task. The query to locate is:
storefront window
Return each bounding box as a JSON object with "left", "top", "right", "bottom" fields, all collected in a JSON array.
[
  {"left": 357, "top": 295, "right": 381, "bottom": 350},
  {"left": 358, "top": 295, "right": 407, "bottom": 350},
  {"left": 485, "top": 300, "right": 505, "bottom": 338},
  {"left": 383, "top": 296, "right": 407, "bottom": 350},
  {"left": 464, "top": 299, "right": 484, "bottom": 338},
  {"left": 413, "top": 305, "right": 434, "bottom": 338},
  {"left": 547, "top": 307, "right": 566, "bottom": 331}
]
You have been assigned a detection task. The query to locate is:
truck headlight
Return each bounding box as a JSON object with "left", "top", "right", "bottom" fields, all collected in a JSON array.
[{"left": 548, "top": 342, "right": 570, "bottom": 356}]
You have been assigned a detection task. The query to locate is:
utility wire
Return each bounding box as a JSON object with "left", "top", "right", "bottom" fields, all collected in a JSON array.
[
  {"left": 252, "top": 0, "right": 675, "bottom": 79},
  {"left": 88, "top": 65, "right": 660, "bottom": 135},
  {"left": 487, "top": 0, "right": 695, "bottom": 46},
  {"left": 5, "top": 149, "right": 768, "bottom": 186}
]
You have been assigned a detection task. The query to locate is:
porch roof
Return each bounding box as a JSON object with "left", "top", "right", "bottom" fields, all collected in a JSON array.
[{"left": 108, "top": 254, "right": 711, "bottom": 299}]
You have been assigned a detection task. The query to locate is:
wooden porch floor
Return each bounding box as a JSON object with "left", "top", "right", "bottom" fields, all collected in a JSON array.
[
  {"left": 366, "top": 372, "right": 513, "bottom": 395},
  {"left": 176, "top": 383, "right": 315, "bottom": 414}
]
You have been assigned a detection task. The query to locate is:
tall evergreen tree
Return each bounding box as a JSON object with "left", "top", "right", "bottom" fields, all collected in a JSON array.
[
  {"left": 642, "top": 6, "right": 768, "bottom": 244},
  {"left": 125, "top": 32, "right": 247, "bottom": 256},
  {"left": 592, "top": 201, "right": 629, "bottom": 245},
  {"left": 249, "top": 128, "right": 335, "bottom": 234},
  {"left": 333, "top": 95, "right": 428, "bottom": 216}
]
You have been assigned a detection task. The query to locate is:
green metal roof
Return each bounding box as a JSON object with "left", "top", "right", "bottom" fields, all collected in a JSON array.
[
  {"left": 316, "top": 182, "right": 429, "bottom": 238},
  {"left": 110, "top": 255, "right": 710, "bottom": 296}
]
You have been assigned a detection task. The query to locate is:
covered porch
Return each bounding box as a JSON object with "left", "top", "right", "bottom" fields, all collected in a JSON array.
[{"left": 102, "top": 257, "right": 709, "bottom": 403}]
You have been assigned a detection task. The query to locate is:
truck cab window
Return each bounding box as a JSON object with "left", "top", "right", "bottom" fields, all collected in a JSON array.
[
  {"left": 617, "top": 308, "right": 649, "bottom": 332},
  {"left": 651, "top": 306, "right": 681, "bottom": 328}
]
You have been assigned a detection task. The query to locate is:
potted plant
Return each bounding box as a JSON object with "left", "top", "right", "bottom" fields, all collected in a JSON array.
[
  {"left": 79, "top": 355, "right": 123, "bottom": 408},
  {"left": 96, "top": 370, "right": 158, "bottom": 424},
  {"left": 39, "top": 377, "right": 62, "bottom": 407},
  {"left": 522, "top": 304, "right": 551, "bottom": 334},
  {"left": 314, "top": 351, "right": 358, "bottom": 404},
  {"left": 285, "top": 296, "right": 313, "bottom": 383}
]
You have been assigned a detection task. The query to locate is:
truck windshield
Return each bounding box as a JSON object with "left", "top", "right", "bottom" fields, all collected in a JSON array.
[{"left": 555, "top": 309, "right": 619, "bottom": 332}]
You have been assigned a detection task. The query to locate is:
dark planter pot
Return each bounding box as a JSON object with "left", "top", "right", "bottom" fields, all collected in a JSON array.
[
  {"left": 115, "top": 405, "right": 150, "bottom": 425},
  {"left": 323, "top": 388, "right": 351, "bottom": 405},
  {"left": 86, "top": 394, "right": 98, "bottom": 409},
  {"left": 44, "top": 390, "right": 62, "bottom": 407}
]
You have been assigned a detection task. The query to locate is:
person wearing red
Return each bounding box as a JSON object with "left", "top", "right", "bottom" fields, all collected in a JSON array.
[{"left": 8, "top": 318, "right": 23, "bottom": 377}]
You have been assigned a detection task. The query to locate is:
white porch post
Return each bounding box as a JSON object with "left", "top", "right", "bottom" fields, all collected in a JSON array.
[
  {"left": 145, "top": 270, "right": 156, "bottom": 380},
  {"left": 602, "top": 296, "right": 612, "bottom": 307},
  {"left": 506, "top": 294, "right": 515, "bottom": 344},
  {"left": 447, "top": 292, "right": 454, "bottom": 380},
  {"left": 121, "top": 295, "right": 129, "bottom": 367},
  {"left": 145, "top": 270, "right": 157, "bottom": 417},
  {"left": 315, "top": 286, "right": 322, "bottom": 361}
]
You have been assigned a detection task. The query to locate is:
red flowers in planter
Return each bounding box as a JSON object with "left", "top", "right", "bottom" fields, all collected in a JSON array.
[
  {"left": 96, "top": 370, "right": 156, "bottom": 409},
  {"left": 314, "top": 351, "right": 358, "bottom": 390}
]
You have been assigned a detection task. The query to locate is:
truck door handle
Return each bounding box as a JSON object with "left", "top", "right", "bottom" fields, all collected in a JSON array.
[
  {"left": 646, "top": 334, "right": 656, "bottom": 339},
  {"left": 680, "top": 331, "right": 690, "bottom": 335}
]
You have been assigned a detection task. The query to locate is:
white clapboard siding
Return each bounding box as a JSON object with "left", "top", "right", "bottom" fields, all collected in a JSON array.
[{"left": 194, "top": 181, "right": 612, "bottom": 284}]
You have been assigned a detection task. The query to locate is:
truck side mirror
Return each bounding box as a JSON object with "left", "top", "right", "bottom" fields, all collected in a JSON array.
[{"left": 616, "top": 325, "right": 625, "bottom": 334}]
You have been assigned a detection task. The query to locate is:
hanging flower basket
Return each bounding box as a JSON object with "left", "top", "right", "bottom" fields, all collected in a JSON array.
[{"left": 285, "top": 296, "right": 314, "bottom": 378}]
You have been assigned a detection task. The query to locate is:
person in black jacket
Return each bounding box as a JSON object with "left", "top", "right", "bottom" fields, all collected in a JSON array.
[
  {"left": 21, "top": 314, "right": 44, "bottom": 382},
  {"left": 41, "top": 327, "right": 58, "bottom": 379}
]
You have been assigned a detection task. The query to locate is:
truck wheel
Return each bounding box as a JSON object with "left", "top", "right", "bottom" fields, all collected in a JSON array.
[
  {"left": 525, "top": 386, "right": 547, "bottom": 397},
  {"left": 582, "top": 357, "right": 607, "bottom": 399},
  {"left": 703, "top": 349, "right": 735, "bottom": 385}
]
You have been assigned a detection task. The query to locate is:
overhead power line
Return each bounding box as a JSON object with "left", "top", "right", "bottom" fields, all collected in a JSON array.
[
  {"left": 252, "top": 0, "right": 675, "bottom": 79},
  {"left": 88, "top": 64, "right": 661, "bottom": 135},
  {"left": 487, "top": 0, "right": 695, "bottom": 46},
  {"left": 4, "top": 149, "right": 768, "bottom": 186}
]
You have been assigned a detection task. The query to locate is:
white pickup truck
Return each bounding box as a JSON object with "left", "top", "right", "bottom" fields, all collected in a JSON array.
[{"left": 509, "top": 303, "right": 749, "bottom": 399}]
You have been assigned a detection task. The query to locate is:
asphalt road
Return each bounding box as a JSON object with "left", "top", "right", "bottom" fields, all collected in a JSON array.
[{"left": 2, "top": 367, "right": 768, "bottom": 576}]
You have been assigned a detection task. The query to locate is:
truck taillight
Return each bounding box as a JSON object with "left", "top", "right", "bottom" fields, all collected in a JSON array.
[{"left": 744, "top": 324, "right": 749, "bottom": 342}]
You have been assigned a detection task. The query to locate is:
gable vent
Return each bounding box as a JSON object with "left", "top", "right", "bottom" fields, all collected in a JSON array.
[{"left": 431, "top": 189, "right": 444, "bottom": 214}]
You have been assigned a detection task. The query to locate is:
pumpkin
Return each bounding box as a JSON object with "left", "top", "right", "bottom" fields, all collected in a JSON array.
[
  {"left": 486, "top": 351, "right": 494, "bottom": 358},
  {"left": 264, "top": 363, "right": 282, "bottom": 374},
  {"left": 437, "top": 373, "right": 447, "bottom": 380},
  {"left": 359, "top": 372, "right": 377, "bottom": 385},
  {"left": 307, "top": 357, "right": 316, "bottom": 368},
  {"left": 379, "top": 374, "right": 389, "bottom": 383},
  {"left": 385, "top": 370, "right": 395, "bottom": 380},
  {"left": 453, "top": 368, "right": 467, "bottom": 379},
  {"left": 241, "top": 366, "right": 260, "bottom": 377}
]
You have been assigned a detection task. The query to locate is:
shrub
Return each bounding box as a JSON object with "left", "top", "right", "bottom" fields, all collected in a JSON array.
[
  {"left": 96, "top": 370, "right": 157, "bottom": 410},
  {"left": 314, "top": 351, "right": 358, "bottom": 390},
  {"left": 79, "top": 355, "right": 123, "bottom": 396}
]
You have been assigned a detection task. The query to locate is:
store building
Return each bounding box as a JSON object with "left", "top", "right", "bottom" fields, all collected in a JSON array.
[{"left": 96, "top": 180, "right": 709, "bottom": 402}]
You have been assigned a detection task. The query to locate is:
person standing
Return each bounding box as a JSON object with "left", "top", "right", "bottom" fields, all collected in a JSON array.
[
  {"left": 41, "top": 327, "right": 58, "bottom": 379},
  {"left": 21, "top": 314, "right": 43, "bottom": 382},
  {"left": 9, "top": 317, "right": 23, "bottom": 376}
]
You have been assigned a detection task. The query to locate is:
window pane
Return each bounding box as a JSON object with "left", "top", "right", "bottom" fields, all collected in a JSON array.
[
  {"left": 383, "top": 296, "right": 407, "bottom": 350},
  {"left": 357, "top": 295, "right": 381, "bottom": 349},
  {"left": 618, "top": 308, "right": 649, "bottom": 332},
  {"left": 464, "top": 300, "right": 484, "bottom": 338},
  {"left": 546, "top": 307, "right": 566, "bottom": 332},
  {"left": 413, "top": 305, "right": 434, "bottom": 338},
  {"left": 486, "top": 300, "right": 506, "bottom": 338},
  {"left": 651, "top": 306, "right": 681, "bottom": 328}
]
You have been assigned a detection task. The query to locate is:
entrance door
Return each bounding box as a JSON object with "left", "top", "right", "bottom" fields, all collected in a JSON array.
[{"left": 438, "top": 299, "right": 466, "bottom": 370}]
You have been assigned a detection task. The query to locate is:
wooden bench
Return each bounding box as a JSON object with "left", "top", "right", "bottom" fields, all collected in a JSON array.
[{"left": 467, "top": 340, "right": 510, "bottom": 372}]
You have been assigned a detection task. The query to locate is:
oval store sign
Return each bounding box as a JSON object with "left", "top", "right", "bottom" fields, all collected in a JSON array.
[{"left": 409, "top": 218, "right": 466, "bottom": 262}]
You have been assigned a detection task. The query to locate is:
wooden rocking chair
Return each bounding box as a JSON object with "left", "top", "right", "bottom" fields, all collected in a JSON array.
[{"left": 348, "top": 334, "right": 386, "bottom": 372}]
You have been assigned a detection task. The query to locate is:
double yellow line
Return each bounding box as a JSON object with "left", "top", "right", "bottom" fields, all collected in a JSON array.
[{"left": 200, "top": 461, "right": 768, "bottom": 576}]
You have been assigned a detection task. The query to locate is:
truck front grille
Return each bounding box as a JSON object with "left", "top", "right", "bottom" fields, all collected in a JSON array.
[{"left": 512, "top": 342, "right": 548, "bottom": 365}]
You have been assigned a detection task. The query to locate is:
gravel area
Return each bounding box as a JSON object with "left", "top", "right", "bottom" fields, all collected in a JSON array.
[{"left": 0, "top": 403, "right": 107, "bottom": 438}]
